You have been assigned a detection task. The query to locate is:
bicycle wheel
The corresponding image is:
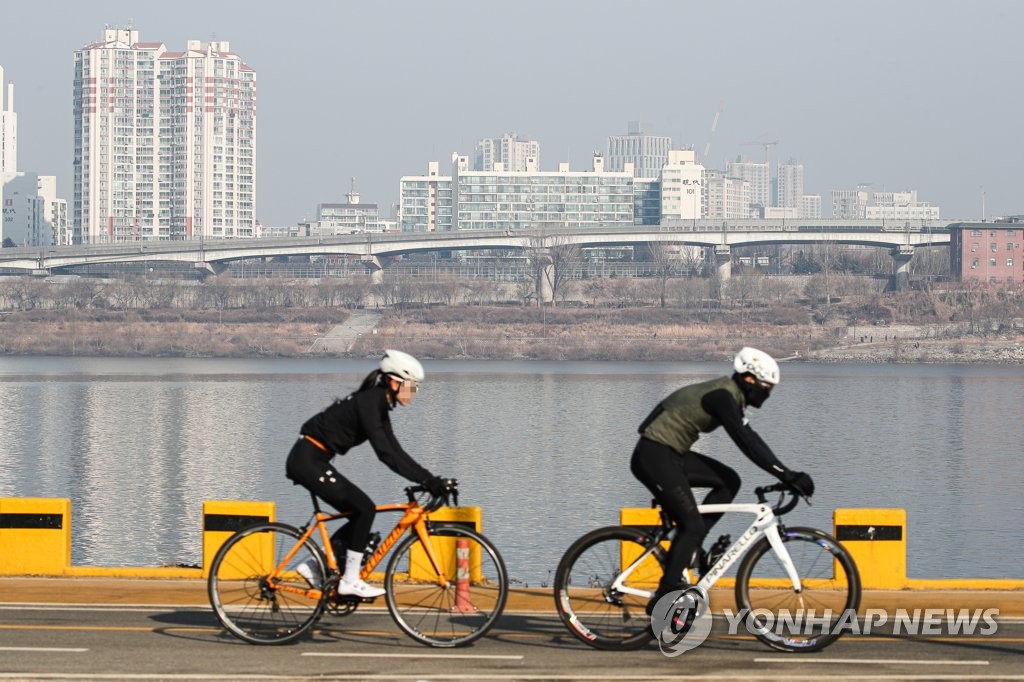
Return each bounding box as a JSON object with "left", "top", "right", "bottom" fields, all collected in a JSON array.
[
  {"left": 735, "top": 526, "right": 861, "bottom": 652},
  {"left": 384, "top": 525, "right": 508, "bottom": 647},
  {"left": 553, "top": 526, "right": 663, "bottom": 651},
  {"left": 208, "top": 522, "right": 328, "bottom": 645}
]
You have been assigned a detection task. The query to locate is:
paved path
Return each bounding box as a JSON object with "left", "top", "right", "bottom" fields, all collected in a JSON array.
[{"left": 309, "top": 310, "right": 383, "bottom": 354}]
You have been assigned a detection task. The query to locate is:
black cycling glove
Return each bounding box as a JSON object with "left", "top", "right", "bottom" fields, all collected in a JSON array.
[{"left": 783, "top": 471, "right": 815, "bottom": 498}]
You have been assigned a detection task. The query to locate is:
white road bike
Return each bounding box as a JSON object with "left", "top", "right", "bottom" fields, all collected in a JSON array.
[{"left": 554, "top": 482, "right": 861, "bottom": 652}]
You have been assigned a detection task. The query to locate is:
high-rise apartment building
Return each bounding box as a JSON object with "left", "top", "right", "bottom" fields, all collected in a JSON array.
[
  {"left": 0, "top": 66, "right": 16, "bottom": 183},
  {"left": 607, "top": 122, "right": 672, "bottom": 178},
  {"left": 725, "top": 157, "right": 769, "bottom": 216},
  {"left": 704, "top": 169, "right": 750, "bottom": 220},
  {"left": 73, "top": 28, "right": 256, "bottom": 243},
  {"left": 776, "top": 159, "right": 803, "bottom": 211},
  {"left": 473, "top": 132, "right": 540, "bottom": 172},
  {"left": 399, "top": 161, "right": 454, "bottom": 232}
]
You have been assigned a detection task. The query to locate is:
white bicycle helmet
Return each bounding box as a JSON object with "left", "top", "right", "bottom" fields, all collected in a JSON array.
[
  {"left": 732, "top": 347, "right": 780, "bottom": 386},
  {"left": 380, "top": 349, "right": 425, "bottom": 383}
]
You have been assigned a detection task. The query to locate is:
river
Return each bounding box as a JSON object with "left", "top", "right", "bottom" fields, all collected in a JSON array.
[{"left": 0, "top": 357, "right": 1021, "bottom": 586}]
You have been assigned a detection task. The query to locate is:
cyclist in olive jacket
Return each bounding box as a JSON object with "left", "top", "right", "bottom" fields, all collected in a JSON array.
[
  {"left": 631, "top": 347, "right": 815, "bottom": 611},
  {"left": 286, "top": 350, "right": 447, "bottom": 599}
]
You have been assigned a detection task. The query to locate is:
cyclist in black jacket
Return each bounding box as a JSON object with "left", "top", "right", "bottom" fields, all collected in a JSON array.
[
  {"left": 286, "top": 350, "right": 446, "bottom": 598},
  {"left": 631, "top": 347, "right": 814, "bottom": 612}
]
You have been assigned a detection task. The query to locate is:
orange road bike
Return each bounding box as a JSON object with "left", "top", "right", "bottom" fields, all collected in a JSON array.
[{"left": 208, "top": 479, "right": 508, "bottom": 647}]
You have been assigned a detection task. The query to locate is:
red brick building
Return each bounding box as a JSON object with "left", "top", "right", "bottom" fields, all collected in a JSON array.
[{"left": 950, "top": 221, "right": 1024, "bottom": 284}]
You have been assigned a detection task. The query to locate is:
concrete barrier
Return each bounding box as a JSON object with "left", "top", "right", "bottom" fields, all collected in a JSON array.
[
  {"left": 201, "top": 500, "right": 276, "bottom": 579},
  {"left": 0, "top": 498, "right": 70, "bottom": 576},
  {"left": 834, "top": 508, "right": 906, "bottom": 589}
]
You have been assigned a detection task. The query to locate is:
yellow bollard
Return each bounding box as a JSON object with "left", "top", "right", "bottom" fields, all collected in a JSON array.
[
  {"left": 620, "top": 507, "right": 664, "bottom": 587},
  {"left": 0, "top": 498, "right": 71, "bottom": 576},
  {"left": 408, "top": 506, "right": 482, "bottom": 582},
  {"left": 833, "top": 508, "right": 907, "bottom": 589},
  {"left": 202, "top": 500, "right": 275, "bottom": 579}
]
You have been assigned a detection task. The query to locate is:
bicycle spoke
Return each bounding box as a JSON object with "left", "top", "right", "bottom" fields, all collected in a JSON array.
[
  {"left": 735, "top": 527, "right": 861, "bottom": 652},
  {"left": 385, "top": 527, "right": 508, "bottom": 647},
  {"left": 208, "top": 523, "right": 327, "bottom": 645},
  {"left": 554, "top": 526, "right": 659, "bottom": 651}
]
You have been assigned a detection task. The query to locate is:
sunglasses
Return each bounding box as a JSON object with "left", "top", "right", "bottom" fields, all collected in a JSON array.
[{"left": 403, "top": 381, "right": 419, "bottom": 394}]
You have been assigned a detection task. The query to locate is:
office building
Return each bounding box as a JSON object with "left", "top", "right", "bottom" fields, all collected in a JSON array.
[
  {"left": 473, "top": 132, "right": 540, "bottom": 172},
  {"left": 607, "top": 122, "right": 672, "bottom": 178},
  {"left": 73, "top": 28, "right": 256, "bottom": 243}
]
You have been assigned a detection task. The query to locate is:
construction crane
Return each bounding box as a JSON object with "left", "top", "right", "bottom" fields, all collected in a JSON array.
[
  {"left": 741, "top": 138, "right": 779, "bottom": 168},
  {"left": 702, "top": 101, "right": 724, "bottom": 165}
]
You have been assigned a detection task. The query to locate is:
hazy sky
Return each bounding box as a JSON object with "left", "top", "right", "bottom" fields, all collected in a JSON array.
[{"left": 2, "top": 1, "right": 1021, "bottom": 226}]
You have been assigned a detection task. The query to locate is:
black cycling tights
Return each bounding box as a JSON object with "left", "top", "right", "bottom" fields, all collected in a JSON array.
[
  {"left": 285, "top": 439, "right": 375, "bottom": 561},
  {"left": 630, "top": 438, "right": 741, "bottom": 593}
]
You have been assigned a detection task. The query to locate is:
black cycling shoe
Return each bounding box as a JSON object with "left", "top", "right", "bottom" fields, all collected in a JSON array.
[{"left": 646, "top": 582, "right": 691, "bottom": 616}]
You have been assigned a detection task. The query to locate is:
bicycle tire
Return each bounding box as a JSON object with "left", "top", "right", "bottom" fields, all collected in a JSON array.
[
  {"left": 735, "top": 526, "right": 861, "bottom": 652},
  {"left": 384, "top": 525, "right": 508, "bottom": 647},
  {"left": 553, "top": 525, "right": 664, "bottom": 651},
  {"left": 208, "top": 522, "right": 328, "bottom": 645}
]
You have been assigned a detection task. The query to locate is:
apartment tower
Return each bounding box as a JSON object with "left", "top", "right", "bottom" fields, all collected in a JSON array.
[{"left": 73, "top": 28, "right": 256, "bottom": 243}]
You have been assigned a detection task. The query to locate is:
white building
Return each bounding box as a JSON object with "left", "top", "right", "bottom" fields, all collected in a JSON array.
[
  {"left": 0, "top": 66, "right": 16, "bottom": 184},
  {"left": 659, "top": 150, "right": 705, "bottom": 221},
  {"left": 2, "top": 174, "right": 68, "bottom": 247},
  {"left": 473, "top": 132, "right": 540, "bottom": 172},
  {"left": 704, "top": 169, "right": 750, "bottom": 220},
  {"left": 72, "top": 28, "right": 257, "bottom": 243},
  {"left": 832, "top": 185, "right": 939, "bottom": 220},
  {"left": 607, "top": 121, "right": 672, "bottom": 178},
  {"left": 400, "top": 154, "right": 635, "bottom": 232},
  {"left": 313, "top": 183, "right": 383, "bottom": 235},
  {"left": 399, "top": 161, "right": 454, "bottom": 232},
  {"left": 725, "top": 157, "right": 770, "bottom": 216}
]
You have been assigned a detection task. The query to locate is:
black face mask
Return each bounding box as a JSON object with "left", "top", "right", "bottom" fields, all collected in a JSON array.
[{"left": 734, "top": 373, "right": 772, "bottom": 408}]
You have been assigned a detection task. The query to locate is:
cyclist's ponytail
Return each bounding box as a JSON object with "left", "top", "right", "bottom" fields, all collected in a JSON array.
[{"left": 357, "top": 369, "right": 386, "bottom": 393}]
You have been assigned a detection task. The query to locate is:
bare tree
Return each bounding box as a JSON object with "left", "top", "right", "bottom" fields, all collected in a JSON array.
[{"left": 526, "top": 235, "right": 583, "bottom": 308}]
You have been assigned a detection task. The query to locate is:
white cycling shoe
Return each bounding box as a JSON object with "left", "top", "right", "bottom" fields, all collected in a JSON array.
[
  {"left": 295, "top": 558, "right": 321, "bottom": 588},
  {"left": 337, "top": 578, "right": 385, "bottom": 599}
]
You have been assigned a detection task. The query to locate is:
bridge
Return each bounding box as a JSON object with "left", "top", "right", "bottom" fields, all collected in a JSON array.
[{"left": 0, "top": 219, "right": 952, "bottom": 289}]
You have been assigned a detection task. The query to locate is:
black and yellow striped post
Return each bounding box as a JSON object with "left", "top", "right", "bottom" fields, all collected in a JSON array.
[
  {"left": 0, "top": 498, "right": 71, "bottom": 575},
  {"left": 833, "top": 508, "right": 907, "bottom": 589},
  {"left": 201, "top": 500, "right": 275, "bottom": 578}
]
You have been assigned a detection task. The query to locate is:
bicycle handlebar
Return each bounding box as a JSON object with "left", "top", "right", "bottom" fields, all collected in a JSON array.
[
  {"left": 405, "top": 477, "right": 459, "bottom": 512},
  {"left": 754, "top": 482, "right": 808, "bottom": 516}
]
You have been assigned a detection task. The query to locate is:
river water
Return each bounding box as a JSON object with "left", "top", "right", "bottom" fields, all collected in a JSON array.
[{"left": 1, "top": 357, "right": 1021, "bottom": 586}]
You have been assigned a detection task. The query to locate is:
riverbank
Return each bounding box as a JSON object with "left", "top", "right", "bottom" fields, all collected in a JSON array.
[{"left": 2, "top": 306, "right": 1021, "bottom": 363}]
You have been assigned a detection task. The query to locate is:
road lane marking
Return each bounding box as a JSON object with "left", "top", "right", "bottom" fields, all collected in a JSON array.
[
  {"left": 302, "top": 652, "right": 524, "bottom": 660},
  {"left": 0, "top": 646, "right": 87, "bottom": 652},
  {"left": 754, "top": 657, "right": 990, "bottom": 666}
]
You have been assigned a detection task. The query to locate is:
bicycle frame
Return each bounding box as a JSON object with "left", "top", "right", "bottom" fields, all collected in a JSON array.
[
  {"left": 271, "top": 498, "right": 451, "bottom": 600},
  {"left": 611, "top": 500, "right": 801, "bottom": 599}
]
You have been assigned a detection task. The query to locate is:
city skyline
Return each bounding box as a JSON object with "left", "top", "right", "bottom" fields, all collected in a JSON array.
[{"left": 1, "top": 1, "right": 1021, "bottom": 227}]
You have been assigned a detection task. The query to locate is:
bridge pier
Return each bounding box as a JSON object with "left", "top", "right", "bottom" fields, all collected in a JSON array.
[
  {"left": 360, "top": 255, "right": 385, "bottom": 284},
  {"left": 713, "top": 244, "right": 732, "bottom": 281},
  {"left": 891, "top": 245, "right": 914, "bottom": 291}
]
